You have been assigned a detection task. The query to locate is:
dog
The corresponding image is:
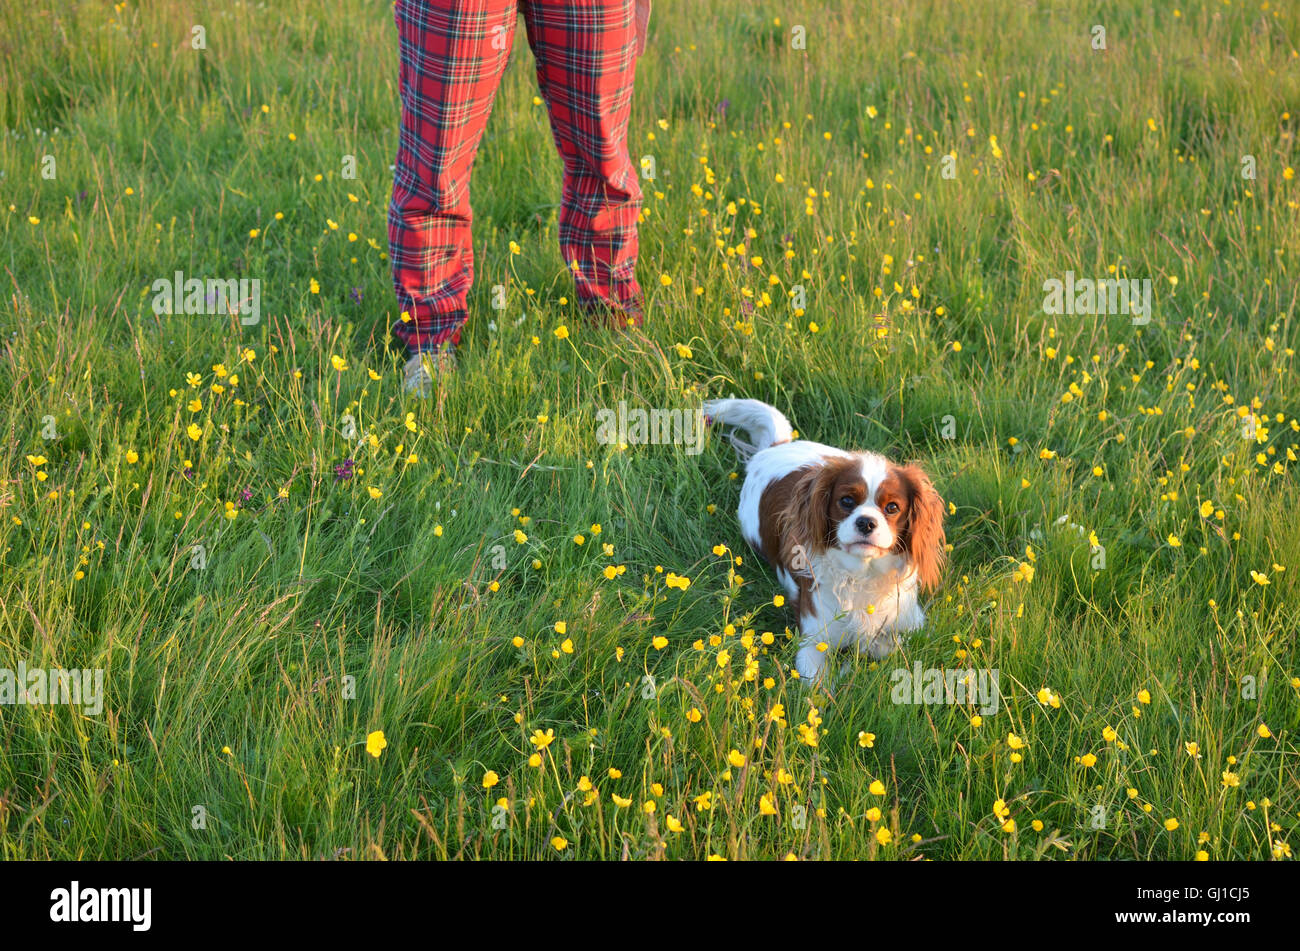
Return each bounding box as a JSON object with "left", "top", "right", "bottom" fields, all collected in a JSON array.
[{"left": 703, "top": 398, "right": 946, "bottom": 683}]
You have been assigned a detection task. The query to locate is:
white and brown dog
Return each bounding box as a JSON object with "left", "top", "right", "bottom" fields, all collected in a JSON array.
[{"left": 703, "top": 398, "right": 946, "bottom": 683}]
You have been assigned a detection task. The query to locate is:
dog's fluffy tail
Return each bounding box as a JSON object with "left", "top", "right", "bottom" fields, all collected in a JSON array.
[{"left": 703, "top": 398, "right": 794, "bottom": 464}]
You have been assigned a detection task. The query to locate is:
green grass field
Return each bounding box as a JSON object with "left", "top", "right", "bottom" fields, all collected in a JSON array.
[{"left": 1, "top": 0, "right": 1298, "bottom": 860}]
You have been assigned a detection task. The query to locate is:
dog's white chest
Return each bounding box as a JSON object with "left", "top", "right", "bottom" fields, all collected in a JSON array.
[{"left": 793, "top": 552, "right": 925, "bottom": 678}]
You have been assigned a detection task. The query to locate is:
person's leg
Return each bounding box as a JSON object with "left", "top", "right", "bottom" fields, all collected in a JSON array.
[
  {"left": 519, "top": 0, "right": 643, "bottom": 326},
  {"left": 388, "top": 0, "right": 518, "bottom": 355}
]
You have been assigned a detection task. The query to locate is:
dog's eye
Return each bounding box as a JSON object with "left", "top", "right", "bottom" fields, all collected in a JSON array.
[
  {"left": 838, "top": 495, "right": 855, "bottom": 510},
  {"left": 884, "top": 502, "right": 900, "bottom": 515}
]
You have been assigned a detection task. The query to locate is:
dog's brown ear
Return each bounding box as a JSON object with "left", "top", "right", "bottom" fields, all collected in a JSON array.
[
  {"left": 900, "top": 465, "right": 946, "bottom": 590},
  {"left": 778, "top": 464, "right": 837, "bottom": 562}
]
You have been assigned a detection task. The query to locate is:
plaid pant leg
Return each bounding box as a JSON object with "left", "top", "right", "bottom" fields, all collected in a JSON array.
[
  {"left": 388, "top": 0, "right": 519, "bottom": 353},
  {"left": 520, "top": 0, "right": 643, "bottom": 316}
]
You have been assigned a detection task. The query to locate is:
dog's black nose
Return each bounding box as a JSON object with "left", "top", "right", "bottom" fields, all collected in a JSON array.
[{"left": 855, "top": 516, "right": 876, "bottom": 535}]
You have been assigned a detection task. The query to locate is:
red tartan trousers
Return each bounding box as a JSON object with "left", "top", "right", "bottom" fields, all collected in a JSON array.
[{"left": 388, "top": 0, "right": 643, "bottom": 353}]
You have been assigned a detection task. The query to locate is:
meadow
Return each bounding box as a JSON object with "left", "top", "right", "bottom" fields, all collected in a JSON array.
[{"left": 0, "top": 0, "right": 1297, "bottom": 860}]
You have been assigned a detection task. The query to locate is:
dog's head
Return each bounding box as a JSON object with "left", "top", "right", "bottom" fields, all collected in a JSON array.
[{"left": 783, "top": 454, "right": 946, "bottom": 589}]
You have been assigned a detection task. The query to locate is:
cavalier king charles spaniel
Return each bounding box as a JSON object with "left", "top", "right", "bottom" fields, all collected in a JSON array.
[{"left": 703, "top": 398, "right": 946, "bottom": 684}]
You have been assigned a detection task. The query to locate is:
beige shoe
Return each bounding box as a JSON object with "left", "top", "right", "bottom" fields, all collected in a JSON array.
[{"left": 403, "top": 346, "right": 456, "bottom": 395}]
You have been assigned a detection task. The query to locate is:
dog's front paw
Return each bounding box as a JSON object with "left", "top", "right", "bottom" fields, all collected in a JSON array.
[
  {"left": 866, "top": 630, "right": 903, "bottom": 659},
  {"left": 796, "top": 643, "right": 830, "bottom": 684}
]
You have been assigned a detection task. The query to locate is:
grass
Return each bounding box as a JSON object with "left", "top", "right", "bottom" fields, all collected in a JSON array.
[{"left": 0, "top": 0, "right": 1297, "bottom": 860}]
